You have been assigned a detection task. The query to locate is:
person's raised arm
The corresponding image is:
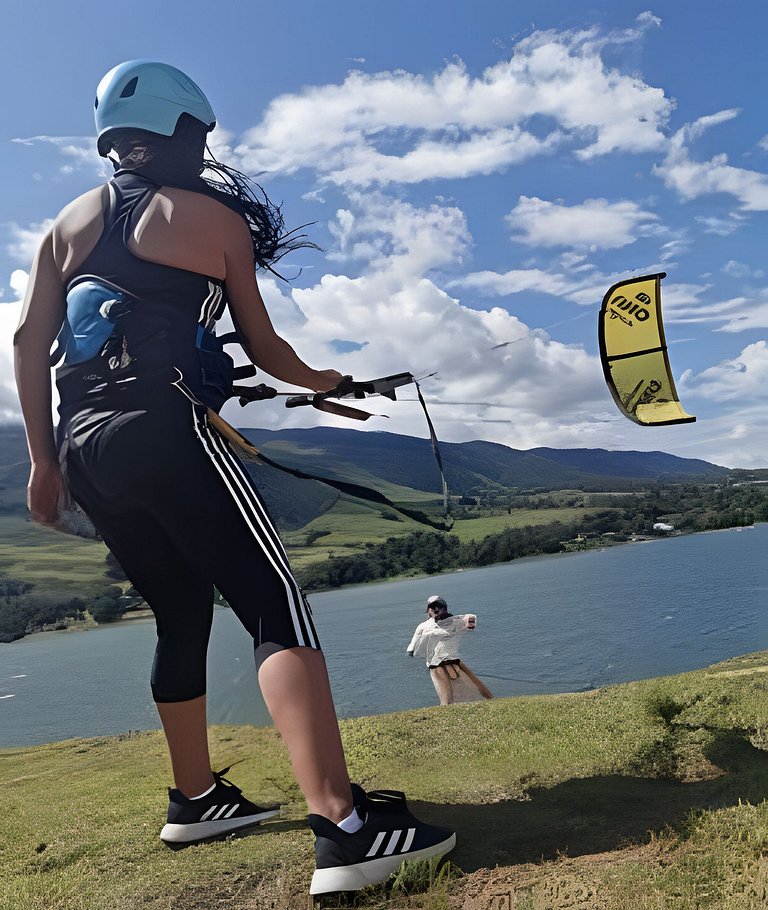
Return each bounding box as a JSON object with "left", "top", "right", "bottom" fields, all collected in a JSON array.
[
  {"left": 14, "top": 231, "right": 66, "bottom": 524},
  {"left": 223, "top": 215, "right": 341, "bottom": 392}
]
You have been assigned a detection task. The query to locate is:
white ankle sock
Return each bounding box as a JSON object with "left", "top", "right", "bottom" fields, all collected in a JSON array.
[
  {"left": 189, "top": 781, "right": 216, "bottom": 800},
  {"left": 337, "top": 807, "right": 365, "bottom": 833}
]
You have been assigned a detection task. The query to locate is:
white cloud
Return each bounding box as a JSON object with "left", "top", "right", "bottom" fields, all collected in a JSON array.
[
  {"left": 659, "top": 238, "right": 690, "bottom": 262},
  {"left": 6, "top": 221, "right": 54, "bottom": 269},
  {"left": 9, "top": 270, "right": 28, "bottom": 299},
  {"left": 235, "top": 21, "right": 672, "bottom": 187},
  {"left": 448, "top": 267, "right": 578, "bottom": 298},
  {"left": 722, "top": 260, "right": 764, "bottom": 279},
  {"left": 219, "top": 193, "right": 608, "bottom": 446},
  {"left": 695, "top": 214, "right": 744, "bottom": 236},
  {"left": 655, "top": 112, "right": 768, "bottom": 210},
  {"left": 505, "top": 196, "right": 660, "bottom": 249},
  {"left": 680, "top": 341, "right": 768, "bottom": 402},
  {"left": 11, "top": 135, "right": 107, "bottom": 177},
  {"left": 715, "top": 297, "right": 768, "bottom": 333},
  {"left": 0, "top": 281, "right": 25, "bottom": 422}
]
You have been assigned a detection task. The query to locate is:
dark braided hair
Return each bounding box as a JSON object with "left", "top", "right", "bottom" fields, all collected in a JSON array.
[{"left": 106, "top": 114, "right": 318, "bottom": 278}]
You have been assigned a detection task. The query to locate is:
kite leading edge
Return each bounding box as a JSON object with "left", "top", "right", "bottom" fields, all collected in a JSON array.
[{"left": 599, "top": 272, "right": 695, "bottom": 426}]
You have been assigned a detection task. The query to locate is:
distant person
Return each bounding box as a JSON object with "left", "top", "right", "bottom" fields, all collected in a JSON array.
[
  {"left": 14, "top": 59, "right": 454, "bottom": 895},
  {"left": 407, "top": 595, "right": 494, "bottom": 705}
]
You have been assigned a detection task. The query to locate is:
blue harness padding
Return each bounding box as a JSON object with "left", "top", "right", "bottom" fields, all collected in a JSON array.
[
  {"left": 195, "top": 325, "right": 237, "bottom": 410},
  {"left": 56, "top": 275, "right": 134, "bottom": 366}
]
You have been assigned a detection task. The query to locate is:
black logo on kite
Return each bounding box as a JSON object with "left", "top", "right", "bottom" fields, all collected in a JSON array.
[
  {"left": 608, "top": 292, "right": 651, "bottom": 327},
  {"left": 625, "top": 377, "right": 665, "bottom": 414}
]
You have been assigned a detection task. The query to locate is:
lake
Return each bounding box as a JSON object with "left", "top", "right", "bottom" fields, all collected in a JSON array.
[{"left": 1, "top": 524, "right": 766, "bottom": 748}]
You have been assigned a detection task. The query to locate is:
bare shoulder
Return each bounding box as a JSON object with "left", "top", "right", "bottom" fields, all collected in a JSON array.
[
  {"left": 54, "top": 186, "right": 108, "bottom": 243},
  {"left": 49, "top": 186, "right": 109, "bottom": 279},
  {"left": 158, "top": 187, "right": 247, "bottom": 232}
]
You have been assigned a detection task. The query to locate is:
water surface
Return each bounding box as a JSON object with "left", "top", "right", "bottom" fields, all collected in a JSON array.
[{"left": 2, "top": 525, "right": 765, "bottom": 748}]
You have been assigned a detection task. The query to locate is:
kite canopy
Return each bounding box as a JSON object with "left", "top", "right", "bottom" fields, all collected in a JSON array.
[{"left": 599, "top": 272, "right": 695, "bottom": 426}]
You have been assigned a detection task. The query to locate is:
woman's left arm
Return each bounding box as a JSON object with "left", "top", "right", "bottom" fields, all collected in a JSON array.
[{"left": 223, "top": 214, "right": 341, "bottom": 392}]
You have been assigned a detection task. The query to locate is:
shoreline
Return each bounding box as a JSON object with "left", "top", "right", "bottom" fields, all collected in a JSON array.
[
  {"left": 3, "top": 647, "right": 767, "bottom": 754},
  {"left": 5, "top": 522, "right": 761, "bottom": 642}
]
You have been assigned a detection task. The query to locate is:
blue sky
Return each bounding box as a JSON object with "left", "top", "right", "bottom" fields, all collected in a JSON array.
[{"left": 2, "top": 0, "right": 767, "bottom": 467}]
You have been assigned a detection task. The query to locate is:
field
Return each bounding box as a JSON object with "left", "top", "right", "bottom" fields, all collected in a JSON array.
[
  {"left": 3, "top": 651, "right": 767, "bottom": 910},
  {"left": 449, "top": 507, "right": 604, "bottom": 543},
  {"left": 280, "top": 496, "right": 608, "bottom": 571},
  {"left": 0, "top": 516, "right": 110, "bottom": 595}
]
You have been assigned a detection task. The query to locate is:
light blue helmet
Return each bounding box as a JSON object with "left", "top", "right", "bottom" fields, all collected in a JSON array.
[{"left": 94, "top": 60, "right": 216, "bottom": 156}]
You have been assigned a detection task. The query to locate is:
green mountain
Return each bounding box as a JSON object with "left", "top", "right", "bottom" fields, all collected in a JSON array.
[
  {"left": 239, "top": 426, "right": 729, "bottom": 497},
  {"left": 0, "top": 424, "right": 730, "bottom": 530}
]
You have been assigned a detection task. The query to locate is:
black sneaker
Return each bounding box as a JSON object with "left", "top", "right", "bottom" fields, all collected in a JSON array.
[
  {"left": 309, "top": 784, "right": 455, "bottom": 894},
  {"left": 159, "top": 766, "right": 280, "bottom": 844}
]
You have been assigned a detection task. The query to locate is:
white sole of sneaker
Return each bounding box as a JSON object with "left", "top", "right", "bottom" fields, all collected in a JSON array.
[
  {"left": 309, "top": 833, "right": 456, "bottom": 894},
  {"left": 160, "top": 807, "right": 280, "bottom": 844}
]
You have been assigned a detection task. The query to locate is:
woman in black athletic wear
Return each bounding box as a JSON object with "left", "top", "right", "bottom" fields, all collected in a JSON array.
[{"left": 15, "top": 61, "right": 453, "bottom": 893}]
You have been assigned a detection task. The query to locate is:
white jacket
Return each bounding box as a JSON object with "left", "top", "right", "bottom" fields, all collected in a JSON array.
[{"left": 406, "top": 614, "right": 475, "bottom": 668}]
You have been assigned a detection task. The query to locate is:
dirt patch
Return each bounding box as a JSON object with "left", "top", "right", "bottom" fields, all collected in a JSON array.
[{"left": 450, "top": 844, "right": 661, "bottom": 910}]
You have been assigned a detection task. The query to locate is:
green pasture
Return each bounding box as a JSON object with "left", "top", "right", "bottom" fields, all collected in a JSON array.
[
  {"left": 0, "top": 516, "right": 110, "bottom": 594},
  {"left": 3, "top": 651, "right": 767, "bottom": 909},
  {"left": 449, "top": 506, "right": 605, "bottom": 543}
]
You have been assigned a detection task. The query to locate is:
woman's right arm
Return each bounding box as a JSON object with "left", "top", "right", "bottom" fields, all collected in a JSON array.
[
  {"left": 14, "top": 231, "right": 67, "bottom": 525},
  {"left": 14, "top": 188, "right": 104, "bottom": 525}
]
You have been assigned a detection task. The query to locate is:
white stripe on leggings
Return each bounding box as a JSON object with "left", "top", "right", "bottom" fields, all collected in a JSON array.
[{"left": 190, "top": 405, "right": 318, "bottom": 648}]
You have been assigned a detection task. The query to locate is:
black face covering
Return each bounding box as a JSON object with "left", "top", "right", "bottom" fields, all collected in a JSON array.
[{"left": 113, "top": 114, "right": 208, "bottom": 189}]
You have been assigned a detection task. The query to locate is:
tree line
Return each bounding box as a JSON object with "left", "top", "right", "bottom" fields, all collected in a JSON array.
[
  {"left": 0, "top": 575, "right": 126, "bottom": 642},
  {"left": 297, "top": 483, "right": 768, "bottom": 591}
]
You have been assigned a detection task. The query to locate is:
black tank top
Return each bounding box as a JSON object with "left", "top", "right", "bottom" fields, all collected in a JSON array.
[{"left": 57, "top": 170, "right": 244, "bottom": 413}]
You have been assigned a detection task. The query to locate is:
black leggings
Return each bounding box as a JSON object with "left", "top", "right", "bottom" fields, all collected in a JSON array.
[{"left": 60, "top": 382, "right": 320, "bottom": 702}]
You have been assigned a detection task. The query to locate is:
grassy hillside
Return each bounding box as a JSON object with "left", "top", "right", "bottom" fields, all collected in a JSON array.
[
  {"left": 242, "top": 427, "right": 731, "bottom": 496},
  {"left": 0, "top": 515, "right": 110, "bottom": 595},
  {"left": 3, "top": 651, "right": 767, "bottom": 910}
]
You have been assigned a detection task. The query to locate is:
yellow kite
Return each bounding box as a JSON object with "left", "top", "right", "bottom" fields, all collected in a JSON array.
[{"left": 599, "top": 272, "right": 695, "bottom": 426}]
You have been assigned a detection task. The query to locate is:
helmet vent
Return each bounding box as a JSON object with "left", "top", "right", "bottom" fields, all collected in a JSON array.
[
  {"left": 94, "top": 96, "right": 99, "bottom": 110},
  {"left": 119, "top": 76, "right": 139, "bottom": 98}
]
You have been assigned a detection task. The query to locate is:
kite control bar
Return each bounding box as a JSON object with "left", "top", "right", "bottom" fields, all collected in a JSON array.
[
  {"left": 231, "top": 371, "right": 416, "bottom": 420},
  {"left": 285, "top": 371, "right": 415, "bottom": 417},
  {"left": 226, "top": 368, "right": 450, "bottom": 518}
]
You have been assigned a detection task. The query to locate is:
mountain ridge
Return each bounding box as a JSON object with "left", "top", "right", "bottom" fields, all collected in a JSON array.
[{"left": 0, "top": 423, "right": 734, "bottom": 531}]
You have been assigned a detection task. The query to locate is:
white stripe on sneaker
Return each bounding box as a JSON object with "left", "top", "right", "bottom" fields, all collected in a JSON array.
[
  {"left": 401, "top": 827, "right": 416, "bottom": 851},
  {"left": 200, "top": 805, "right": 218, "bottom": 821},
  {"left": 383, "top": 830, "right": 402, "bottom": 856},
  {"left": 213, "top": 805, "right": 231, "bottom": 820},
  {"left": 224, "top": 804, "right": 240, "bottom": 818},
  {"left": 365, "top": 831, "right": 387, "bottom": 858}
]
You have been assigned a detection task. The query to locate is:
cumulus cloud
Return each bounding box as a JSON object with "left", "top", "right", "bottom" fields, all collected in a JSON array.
[
  {"left": 6, "top": 220, "right": 54, "bottom": 269},
  {"left": 680, "top": 341, "right": 768, "bottom": 402},
  {"left": 655, "top": 111, "right": 768, "bottom": 210},
  {"left": 505, "top": 196, "right": 660, "bottom": 250},
  {"left": 235, "top": 20, "right": 672, "bottom": 187},
  {"left": 218, "top": 193, "right": 609, "bottom": 447}
]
